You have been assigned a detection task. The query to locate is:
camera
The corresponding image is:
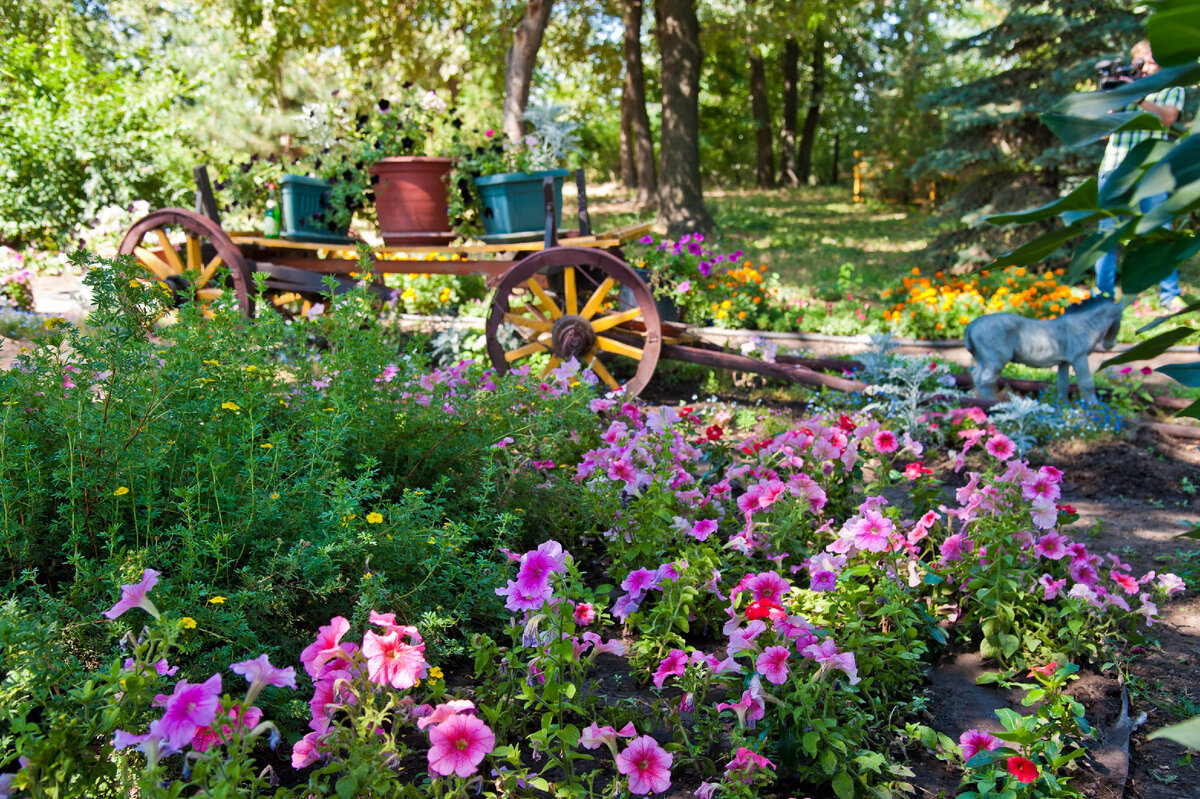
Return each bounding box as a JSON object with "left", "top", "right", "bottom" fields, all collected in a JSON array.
[{"left": 1096, "top": 58, "right": 1145, "bottom": 90}]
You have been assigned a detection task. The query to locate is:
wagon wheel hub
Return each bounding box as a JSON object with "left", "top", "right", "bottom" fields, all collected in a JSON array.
[{"left": 552, "top": 314, "right": 596, "bottom": 360}]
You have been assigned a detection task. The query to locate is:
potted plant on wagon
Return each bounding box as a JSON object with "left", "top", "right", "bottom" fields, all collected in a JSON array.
[
  {"left": 449, "top": 103, "right": 579, "bottom": 243},
  {"left": 291, "top": 86, "right": 461, "bottom": 245}
]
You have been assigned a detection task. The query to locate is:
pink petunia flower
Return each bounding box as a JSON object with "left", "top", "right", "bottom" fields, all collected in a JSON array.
[
  {"left": 102, "top": 569, "right": 162, "bottom": 620},
  {"left": 872, "top": 430, "right": 898, "bottom": 454},
  {"left": 1110, "top": 571, "right": 1139, "bottom": 595},
  {"left": 231, "top": 654, "right": 297, "bottom": 703},
  {"left": 725, "top": 746, "right": 776, "bottom": 783},
  {"left": 416, "top": 699, "right": 477, "bottom": 731},
  {"left": 579, "top": 721, "right": 636, "bottom": 753},
  {"left": 300, "top": 617, "right": 351, "bottom": 678},
  {"left": 1033, "top": 531, "right": 1068, "bottom": 560},
  {"left": 191, "top": 705, "right": 262, "bottom": 752},
  {"left": 850, "top": 510, "right": 895, "bottom": 553},
  {"left": 616, "top": 735, "right": 673, "bottom": 794},
  {"left": 744, "top": 571, "right": 790, "bottom": 602},
  {"left": 756, "top": 646, "right": 790, "bottom": 685},
  {"left": 573, "top": 602, "right": 595, "bottom": 626},
  {"left": 653, "top": 649, "right": 689, "bottom": 688},
  {"left": 427, "top": 714, "right": 495, "bottom": 777},
  {"left": 153, "top": 673, "right": 223, "bottom": 749},
  {"left": 362, "top": 628, "right": 427, "bottom": 689},
  {"left": 1039, "top": 574, "right": 1067, "bottom": 600},
  {"left": 291, "top": 731, "right": 325, "bottom": 768},
  {"left": 984, "top": 434, "right": 1016, "bottom": 460},
  {"left": 959, "top": 728, "right": 1000, "bottom": 762},
  {"left": 690, "top": 519, "right": 718, "bottom": 541}
]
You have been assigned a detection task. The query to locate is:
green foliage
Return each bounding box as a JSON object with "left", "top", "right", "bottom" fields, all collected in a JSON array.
[
  {"left": 0, "top": 253, "right": 597, "bottom": 699},
  {"left": 0, "top": 22, "right": 193, "bottom": 248}
]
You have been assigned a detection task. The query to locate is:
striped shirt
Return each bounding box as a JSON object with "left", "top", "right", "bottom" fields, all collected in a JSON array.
[{"left": 1100, "top": 85, "right": 1186, "bottom": 174}]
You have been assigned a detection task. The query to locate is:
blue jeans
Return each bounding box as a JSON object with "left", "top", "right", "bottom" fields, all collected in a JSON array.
[{"left": 1096, "top": 170, "right": 1180, "bottom": 303}]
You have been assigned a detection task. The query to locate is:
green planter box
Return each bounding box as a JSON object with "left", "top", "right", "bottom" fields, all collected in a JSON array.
[
  {"left": 280, "top": 175, "right": 353, "bottom": 244},
  {"left": 474, "top": 169, "right": 569, "bottom": 243}
]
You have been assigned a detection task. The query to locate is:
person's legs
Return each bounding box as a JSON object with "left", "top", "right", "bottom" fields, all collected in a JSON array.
[
  {"left": 1095, "top": 170, "right": 1119, "bottom": 297},
  {"left": 1138, "top": 190, "right": 1181, "bottom": 304}
]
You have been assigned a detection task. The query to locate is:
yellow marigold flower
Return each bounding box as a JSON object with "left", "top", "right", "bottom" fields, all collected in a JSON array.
[
  {"left": 181, "top": 617, "right": 197, "bottom": 629},
  {"left": 113, "top": 486, "right": 129, "bottom": 496},
  {"left": 738, "top": 311, "right": 746, "bottom": 319},
  {"left": 221, "top": 401, "right": 241, "bottom": 411},
  {"left": 935, "top": 322, "right": 944, "bottom": 330},
  {"left": 959, "top": 315, "right": 970, "bottom": 325},
  {"left": 208, "top": 596, "right": 226, "bottom": 604},
  {"left": 366, "top": 512, "right": 384, "bottom": 524},
  {"left": 720, "top": 300, "right": 732, "bottom": 309},
  {"left": 911, "top": 267, "right": 920, "bottom": 276},
  {"left": 716, "top": 310, "right": 727, "bottom": 319}
]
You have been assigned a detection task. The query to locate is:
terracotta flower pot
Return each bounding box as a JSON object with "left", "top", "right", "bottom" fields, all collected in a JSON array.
[{"left": 369, "top": 157, "right": 454, "bottom": 246}]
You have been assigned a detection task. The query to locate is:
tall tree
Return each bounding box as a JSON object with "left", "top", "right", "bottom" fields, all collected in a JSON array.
[
  {"left": 778, "top": 35, "right": 800, "bottom": 187},
  {"left": 796, "top": 24, "right": 826, "bottom": 184},
  {"left": 503, "top": 0, "right": 556, "bottom": 142},
  {"left": 655, "top": 0, "right": 713, "bottom": 234},
  {"left": 749, "top": 40, "right": 774, "bottom": 187},
  {"left": 623, "top": 0, "right": 657, "bottom": 203},
  {"left": 620, "top": 93, "right": 637, "bottom": 188},
  {"left": 914, "top": 0, "right": 1142, "bottom": 269}
]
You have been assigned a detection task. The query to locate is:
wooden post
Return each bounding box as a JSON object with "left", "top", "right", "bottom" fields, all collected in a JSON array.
[
  {"left": 194, "top": 165, "right": 221, "bottom": 224},
  {"left": 543, "top": 177, "right": 558, "bottom": 248},
  {"left": 575, "top": 169, "right": 592, "bottom": 237}
]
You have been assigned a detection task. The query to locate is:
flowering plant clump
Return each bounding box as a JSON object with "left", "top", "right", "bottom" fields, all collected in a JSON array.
[
  {"left": 628, "top": 234, "right": 788, "bottom": 329},
  {"left": 383, "top": 269, "right": 487, "bottom": 316},
  {"left": 879, "top": 265, "right": 1085, "bottom": 339}
]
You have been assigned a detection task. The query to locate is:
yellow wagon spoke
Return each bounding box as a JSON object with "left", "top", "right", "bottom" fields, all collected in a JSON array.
[
  {"left": 195, "top": 254, "right": 223, "bottom": 290},
  {"left": 579, "top": 277, "right": 616, "bottom": 320},
  {"left": 272, "top": 292, "right": 303, "bottom": 305},
  {"left": 564, "top": 266, "right": 578, "bottom": 316},
  {"left": 196, "top": 288, "right": 223, "bottom": 301},
  {"left": 133, "top": 247, "right": 173, "bottom": 280},
  {"left": 595, "top": 336, "right": 644, "bottom": 360},
  {"left": 504, "top": 312, "right": 552, "bottom": 332},
  {"left": 186, "top": 235, "right": 202, "bottom": 273},
  {"left": 505, "top": 336, "right": 552, "bottom": 362},
  {"left": 526, "top": 279, "right": 562, "bottom": 319},
  {"left": 586, "top": 352, "right": 621, "bottom": 391},
  {"left": 153, "top": 230, "right": 185, "bottom": 274},
  {"left": 539, "top": 357, "right": 562, "bottom": 379},
  {"left": 590, "top": 307, "right": 643, "bottom": 333}
]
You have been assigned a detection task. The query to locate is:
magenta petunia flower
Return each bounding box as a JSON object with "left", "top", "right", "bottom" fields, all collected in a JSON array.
[
  {"left": 300, "top": 617, "right": 351, "bottom": 679},
  {"left": 756, "top": 646, "right": 790, "bottom": 685},
  {"left": 616, "top": 735, "right": 673, "bottom": 794},
  {"left": 191, "top": 705, "right": 262, "bottom": 752},
  {"left": 580, "top": 721, "right": 636, "bottom": 752},
  {"left": 652, "top": 649, "right": 688, "bottom": 688},
  {"left": 291, "top": 731, "right": 325, "bottom": 768},
  {"left": 725, "top": 746, "right": 776, "bottom": 782},
  {"left": 427, "top": 713, "right": 495, "bottom": 777},
  {"left": 416, "top": 699, "right": 477, "bottom": 730},
  {"left": 102, "top": 568, "right": 161, "bottom": 620},
  {"left": 959, "top": 728, "right": 1000, "bottom": 762},
  {"left": 872, "top": 430, "right": 898, "bottom": 454},
  {"left": 573, "top": 602, "right": 595, "bottom": 626},
  {"left": 745, "top": 571, "right": 789, "bottom": 602},
  {"left": 690, "top": 519, "right": 718, "bottom": 541},
  {"left": 1033, "top": 531, "right": 1068, "bottom": 560},
  {"left": 851, "top": 510, "right": 895, "bottom": 553},
  {"left": 362, "top": 628, "right": 427, "bottom": 689},
  {"left": 153, "top": 673, "right": 223, "bottom": 749}
]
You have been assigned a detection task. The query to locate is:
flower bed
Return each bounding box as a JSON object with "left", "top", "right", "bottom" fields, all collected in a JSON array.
[{"left": 0, "top": 260, "right": 1187, "bottom": 798}]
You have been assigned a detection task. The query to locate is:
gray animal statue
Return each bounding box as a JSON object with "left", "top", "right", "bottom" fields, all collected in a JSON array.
[{"left": 964, "top": 296, "right": 1129, "bottom": 402}]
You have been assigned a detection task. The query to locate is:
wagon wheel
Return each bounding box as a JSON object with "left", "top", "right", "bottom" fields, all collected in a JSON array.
[
  {"left": 486, "top": 246, "right": 662, "bottom": 397},
  {"left": 118, "top": 208, "right": 254, "bottom": 317}
]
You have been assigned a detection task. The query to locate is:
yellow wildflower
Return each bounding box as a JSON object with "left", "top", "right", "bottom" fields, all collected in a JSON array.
[
  {"left": 221, "top": 401, "right": 241, "bottom": 411},
  {"left": 113, "top": 486, "right": 129, "bottom": 496},
  {"left": 181, "top": 617, "right": 197, "bottom": 629},
  {"left": 429, "top": 666, "right": 444, "bottom": 680},
  {"left": 208, "top": 596, "right": 227, "bottom": 604},
  {"left": 366, "top": 512, "right": 384, "bottom": 524}
]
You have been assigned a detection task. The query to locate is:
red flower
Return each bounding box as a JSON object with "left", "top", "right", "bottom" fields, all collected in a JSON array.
[
  {"left": 706, "top": 425, "right": 723, "bottom": 441},
  {"left": 1055, "top": 503, "right": 1076, "bottom": 515},
  {"left": 904, "top": 461, "right": 933, "bottom": 480},
  {"left": 837, "top": 415, "right": 856, "bottom": 432},
  {"left": 679, "top": 407, "right": 694, "bottom": 417},
  {"left": 1027, "top": 661, "right": 1057, "bottom": 677},
  {"left": 1006, "top": 755, "right": 1038, "bottom": 784},
  {"left": 744, "top": 598, "right": 783, "bottom": 621}
]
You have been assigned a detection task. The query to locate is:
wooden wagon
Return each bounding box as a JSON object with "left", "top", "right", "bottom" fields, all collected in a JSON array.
[{"left": 119, "top": 169, "right": 859, "bottom": 397}]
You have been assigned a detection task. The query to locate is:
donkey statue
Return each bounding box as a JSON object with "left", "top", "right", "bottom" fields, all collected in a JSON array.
[{"left": 964, "top": 296, "right": 1129, "bottom": 402}]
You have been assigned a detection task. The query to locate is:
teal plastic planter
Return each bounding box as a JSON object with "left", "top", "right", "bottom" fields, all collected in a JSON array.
[
  {"left": 280, "top": 175, "right": 352, "bottom": 243},
  {"left": 473, "top": 169, "right": 569, "bottom": 241}
]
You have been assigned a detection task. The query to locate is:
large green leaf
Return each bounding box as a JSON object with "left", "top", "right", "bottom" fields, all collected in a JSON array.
[
  {"left": 1052, "top": 61, "right": 1200, "bottom": 118},
  {"left": 1132, "top": 134, "right": 1200, "bottom": 203},
  {"left": 1157, "top": 362, "right": 1200, "bottom": 387},
  {"left": 1042, "top": 110, "right": 1166, "bottom": 148},
  {"left": 1099, "top": 139, "right": 1176, "bottom": 205},
  {"left": 1147, "top": 1, "right": 1200, "bottom": 66},
  {"left": 1067, "top": 228, "right": 1124, "bottom": 284},
  {"left": 1135, "top": 300, "right": 1200, "bottom": 333},
  {"left": 1177, "top": 398, "right": 1200, "bottom": 419},
  {"left": 1121, "top": 236, "right": 1200, "bottom": 293},
  {"left": 1148, "top": 715, "right": 1200, "bottom": 749},
  {"left": 983, "top": 181, "right": 1098, "bottom": 225},
  {"left": 987, "top": 224, "right": 1085, "bottom": 269},
  {"left": 1101, "top": 327, "right": 1196, "bottom": 367}
]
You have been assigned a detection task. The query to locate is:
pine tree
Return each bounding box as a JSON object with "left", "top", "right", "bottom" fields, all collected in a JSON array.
[{"left": 915, "top": 0, "right": 1143, "bottom": 270}]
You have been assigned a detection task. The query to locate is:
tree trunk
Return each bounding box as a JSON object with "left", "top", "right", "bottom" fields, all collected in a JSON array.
[
  {"left": 778, "top": 35, "right": 799, "bottom": 187},
  {"left": 503, "top": 0, "right": 555, "bottom": 143},
  {"left": 620, "top": 92, "right": 637, "bottom": 188},
  {"left": 797, "top": 26, "right": 825, "bottom": 185},
  {"left": 654, "top": 0, "right": 713, "bottom": 234},
  {"left": 749, "top": 45, "right": 774, "bottom": 188},
  {"left": 624, "top": 0, "right": 657, "bottom": 204},
  {"left": 830, "top": 133, "right": 840, "bottom": 184}
]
